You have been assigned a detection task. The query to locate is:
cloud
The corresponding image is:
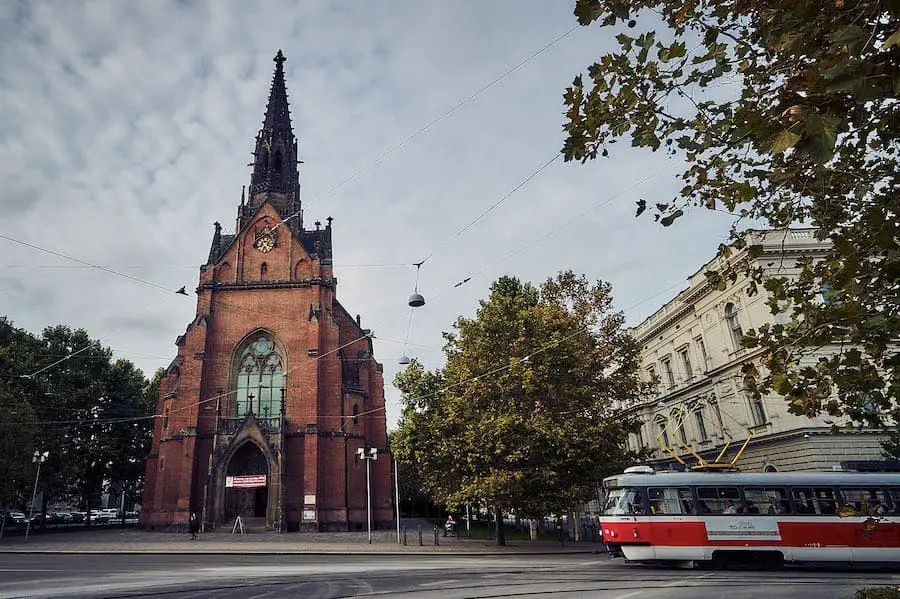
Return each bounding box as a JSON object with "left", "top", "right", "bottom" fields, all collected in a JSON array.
[{"left": 0, "top": 0, "right": 735, "bottom": 430}]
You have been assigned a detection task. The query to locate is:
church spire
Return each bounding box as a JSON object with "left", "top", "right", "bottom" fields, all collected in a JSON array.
[
  {"left": 263, "top": 50, "right": 292, "bottom": 133},
  {"left": 243, "top": 49, "right": 302, "bottom": 233}
]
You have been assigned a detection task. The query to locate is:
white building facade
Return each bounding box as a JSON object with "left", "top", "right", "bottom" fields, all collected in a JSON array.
[{"left": 626, "top": 229, "right": 885, "bottom": 473}]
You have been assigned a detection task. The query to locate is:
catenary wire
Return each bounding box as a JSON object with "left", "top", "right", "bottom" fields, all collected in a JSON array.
[
  {"left": 6, "top": 274, "right": 699, "bottom": 428},
  {"left": 0, "top": 233, "right": 188, "bottom": 295},
  {"left": 302, "top": 25, "right": 579, "bottom": 211}
]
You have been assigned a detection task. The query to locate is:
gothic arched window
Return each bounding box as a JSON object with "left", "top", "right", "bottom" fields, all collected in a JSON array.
[{"left": 234, "top": 334, "right": 284, "bottom": 418}]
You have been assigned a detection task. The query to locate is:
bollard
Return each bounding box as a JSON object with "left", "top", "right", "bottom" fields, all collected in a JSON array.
[
  {"left": 418, "top": 525, "right": 423, "bottom": 546},
  {"left": 433, "top": 526, "right": 440, "bottom": 546},
  {"left": 402, "top": 526, "right": 408, "bottom": 546}
]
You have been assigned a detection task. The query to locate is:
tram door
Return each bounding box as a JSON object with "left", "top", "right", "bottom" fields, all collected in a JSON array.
[{"left": 647, "top": 487, "right": 695, "bottom": 557}]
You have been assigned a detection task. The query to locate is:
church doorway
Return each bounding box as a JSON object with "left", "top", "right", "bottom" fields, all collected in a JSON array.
[{"left": 224, "top": 441, "right": 269, "bottom": 520}]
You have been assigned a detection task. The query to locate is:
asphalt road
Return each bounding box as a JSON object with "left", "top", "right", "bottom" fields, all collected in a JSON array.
[{"left": 0, "top": 554, "right": 898, "bottom": 599}]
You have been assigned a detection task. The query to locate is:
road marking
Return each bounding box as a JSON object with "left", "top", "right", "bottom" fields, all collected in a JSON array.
[
  {"left": 0, "top": 569, "right": 61, "bottom": 573},
  {"left": 419, "top": 579, "right": 460, "bottom": 587},
  {"left": 612, "top": 573, "right": 714, "bottom": 599}
]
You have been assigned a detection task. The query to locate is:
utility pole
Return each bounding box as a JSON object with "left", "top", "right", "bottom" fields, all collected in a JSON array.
[
  {"left": 25, "top": 450, "right": 49, "bottom": 543},
  {"left": 356, "top": 447, "right": 378, "bottom": 544}
]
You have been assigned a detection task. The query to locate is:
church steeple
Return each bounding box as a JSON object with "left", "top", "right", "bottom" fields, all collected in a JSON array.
[{"left": 240, "top": 49, "right": 302, "bottom": 233}]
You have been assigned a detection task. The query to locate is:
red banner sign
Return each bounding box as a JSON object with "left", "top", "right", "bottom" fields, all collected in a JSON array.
[{"left": 226, "top": 474, "right": 267, "bottom": 488}]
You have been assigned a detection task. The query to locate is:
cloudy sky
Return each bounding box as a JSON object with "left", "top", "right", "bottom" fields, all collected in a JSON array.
[{"left": 0, "top": 0, "right": 737, "bottom": 428}]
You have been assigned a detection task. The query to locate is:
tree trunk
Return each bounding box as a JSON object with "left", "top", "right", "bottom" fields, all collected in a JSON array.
[
  {"left": 571, "top": 508, "right": 581, "bottom": 542},
  {"left": 494, "top": 507, "right": 506, "bottom": 546},
  {"left": 40, "top": 493, "right": 49, "bottom": 531}
]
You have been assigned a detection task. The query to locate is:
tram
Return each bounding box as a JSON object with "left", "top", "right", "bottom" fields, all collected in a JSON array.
[{"left": 600, "top": 466, "right": 900, "bottom": 567}]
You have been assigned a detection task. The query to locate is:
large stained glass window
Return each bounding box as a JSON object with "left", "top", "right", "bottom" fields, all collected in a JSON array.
[{"left": 235, "top": 334, "right": 284, "bottom": 417}]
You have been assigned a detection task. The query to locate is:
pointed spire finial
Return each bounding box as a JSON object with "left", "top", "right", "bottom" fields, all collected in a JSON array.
[{"left": 262, "top": 50, "right": 292, "bottom": 132}]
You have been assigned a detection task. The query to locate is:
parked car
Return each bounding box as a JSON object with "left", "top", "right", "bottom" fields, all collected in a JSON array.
[{"left": 2, "top": 512, "right": 27, "bottom": 527}]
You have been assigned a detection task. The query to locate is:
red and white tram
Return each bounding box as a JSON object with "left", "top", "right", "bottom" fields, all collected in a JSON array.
[{"left": 600, "top": 466, "right": 900, "bottom": 566}]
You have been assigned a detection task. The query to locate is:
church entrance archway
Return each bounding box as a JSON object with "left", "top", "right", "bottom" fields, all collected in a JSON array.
[{"left": 224, "top": 442, "right": 269, "bottom": 519}]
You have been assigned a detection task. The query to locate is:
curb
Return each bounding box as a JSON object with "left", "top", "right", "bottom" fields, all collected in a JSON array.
[
  {"left": 0, "top": 549, "right": 601, "bottom": 556},
  {"left": 0, "top": 545, "right": 603, "bottom": 556}
]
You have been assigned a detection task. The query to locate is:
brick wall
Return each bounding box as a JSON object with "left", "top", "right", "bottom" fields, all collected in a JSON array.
[{"left": 140, "top": 202, "right": 392, "bottom": 531}]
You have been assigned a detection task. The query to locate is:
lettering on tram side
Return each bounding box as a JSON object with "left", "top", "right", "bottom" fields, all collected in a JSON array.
[{"left": 704, "top": 517, "right": 782, "bottom": 541}]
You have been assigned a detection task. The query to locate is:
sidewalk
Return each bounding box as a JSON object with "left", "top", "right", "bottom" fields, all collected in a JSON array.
[{"left": 0, "top": 527, "right": 604, "bottom": 556}]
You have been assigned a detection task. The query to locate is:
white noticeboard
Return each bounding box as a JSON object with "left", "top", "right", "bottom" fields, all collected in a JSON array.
[{"left": 225, "top": 474, "right": 267, "bottom": 488}]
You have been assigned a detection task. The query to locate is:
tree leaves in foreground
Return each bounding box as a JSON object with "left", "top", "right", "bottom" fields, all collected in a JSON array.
[
  {"left": 391, "top": 272, "right": 647, "bottom": 545},
  {"left": 561, "top": 0, "right": 900, "bottom": 432}
]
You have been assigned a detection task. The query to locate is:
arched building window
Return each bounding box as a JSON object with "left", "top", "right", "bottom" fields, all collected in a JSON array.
[
  {"left": 234, "top": 333, "right": 284, "bottom": 417},
  {"left": 655, "top": 415, "right": 670, "bottom": 449},
  {"left": 724, "top": 302, "right": 743, "bottom": 349}
]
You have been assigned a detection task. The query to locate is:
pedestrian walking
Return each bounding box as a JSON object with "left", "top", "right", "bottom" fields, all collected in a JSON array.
[{"left": 189, "top": 512, "right": 200, "bottom": 540}]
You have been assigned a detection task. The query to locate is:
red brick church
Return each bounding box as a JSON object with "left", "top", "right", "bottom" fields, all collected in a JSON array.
[{"left": 140, "top": 50, "right": 393, "bottom": 532}]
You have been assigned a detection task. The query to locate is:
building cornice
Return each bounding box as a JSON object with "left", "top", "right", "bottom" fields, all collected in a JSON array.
[{"left": 198, "top": 278, "right": 336, "bottom": 293}]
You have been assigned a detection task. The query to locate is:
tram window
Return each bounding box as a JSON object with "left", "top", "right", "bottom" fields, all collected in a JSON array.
[
  {"left": 791, "top": 488, "right": 819, "bottom": 514},
  {"left": 695, "top": 487, "right": 740, "bottom": 514},
  {"left": 647, "top": 487, "right": 693, "bottom": 515},
  {"left": 744, "top": 487, "right": 791, "bottom": 515},
  {"left": 888, "top": 488, "right": 900, "bottom": 515},
  {"left": 814, "top": 487, "right": 838, "bottom": 515},
  {"left": 603, "top": 487, "right": 644, "bottom": 515},
  {"left": 839, "top": 487, "right": 887, "bottom": 517}
]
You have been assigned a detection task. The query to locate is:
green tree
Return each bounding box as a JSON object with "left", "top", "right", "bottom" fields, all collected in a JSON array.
[
  {"left": 392, "top": 272, "right": 646, "bottom": 545},
  {"left": 561, "top": 0, "right": 900, "bottom": 429},
  {"left": 0, "top": 317, "right": 41, "bottom": 510},
  {"left": 104, "top": 361, "right": 157, "bottom": 519}
]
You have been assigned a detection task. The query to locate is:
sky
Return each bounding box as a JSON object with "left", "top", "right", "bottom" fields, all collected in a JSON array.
[{"left": 0, "top": 0, "right": 738, "bottom": 429}]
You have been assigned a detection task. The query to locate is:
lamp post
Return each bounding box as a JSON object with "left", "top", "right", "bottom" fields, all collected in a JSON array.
[
  {"left": 25, "top": 450, "right": 49, "bottom": 543},
  {"left": 356, "top": 447, "right": 377, "bottom": 544},
  {"left": 394, "top": 457, "right": 401, "bottom": 544}
]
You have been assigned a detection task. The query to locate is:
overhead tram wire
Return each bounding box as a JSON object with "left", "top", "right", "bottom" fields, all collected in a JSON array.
[
  {"left": 415, "top": 153, "right": 562, "bottom": 268},
  {"left": 2, "top": 27, "right": 582, "bottom": 333},
  {"left": 0, "top": 233, "right": 190, "bottom": 297},
  {"left": 210, "top": 153, "right": 573, "bottom": 357},
  {"left": 6, "top": 270, "right": 699, "bottom": 429},
  {"left": 207, "top": 24, "right": 581, "bottom": 255},
  {"left": 302, "top": 25, "right": 580, "bottom": 212},
  {"left": 195, "top": 156, "right": 684, "bottom": 395},
  {"left": 23, "top": 292, "right": 183, "bottom": 379},
  {"left": 4, "top": 147, "right": 690, "bottom": 423}
]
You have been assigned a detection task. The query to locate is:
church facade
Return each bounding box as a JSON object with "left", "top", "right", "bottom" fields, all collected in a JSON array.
[{"left": 140, "top": 51, "right": 393, "bottom": 532}]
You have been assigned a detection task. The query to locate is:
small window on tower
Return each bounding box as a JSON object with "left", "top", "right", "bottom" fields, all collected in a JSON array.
[
  {"left": 261, "top": 262, "right": 268, "bottom": 276},
  {"left": 352, "top": 404, "right": 359, "bottom": 425},
  {"left": 274, "top": 151, "right": 283, "bottom": 174}
]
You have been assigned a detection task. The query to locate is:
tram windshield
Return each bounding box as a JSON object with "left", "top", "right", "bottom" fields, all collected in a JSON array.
[{"left": 603, "top": 487, "right": 642, "bottom": 515}]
